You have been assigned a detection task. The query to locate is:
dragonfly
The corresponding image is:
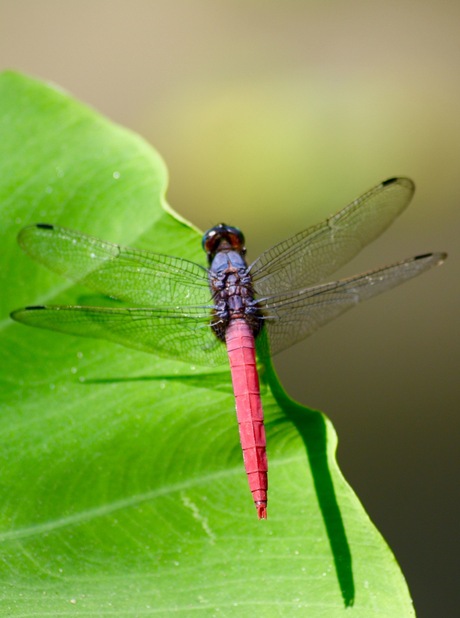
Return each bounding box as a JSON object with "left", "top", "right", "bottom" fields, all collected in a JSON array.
[{"left": 11, "top": 177, "right": 446, "bottom": 519}]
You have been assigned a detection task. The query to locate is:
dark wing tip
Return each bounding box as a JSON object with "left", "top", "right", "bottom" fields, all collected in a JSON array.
[
  {"left": 10, "top": 305, "right": 46, "bottom": 320},
  {"left": 381, "top": 176, "right": 415, "bottom": 190},
  {"left": 17, "top": 222, "right": 55, "bottom": 246},
  {"left": 415, "top": 252, "right": 447, "bottom": 263},
  {"left": 382, "top": 177, "right": 399, "bottom": 186}
]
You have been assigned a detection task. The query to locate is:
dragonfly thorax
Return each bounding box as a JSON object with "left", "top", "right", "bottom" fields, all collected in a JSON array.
[{"left": 208, "top": 248, "right": 262, "bottom": 342}]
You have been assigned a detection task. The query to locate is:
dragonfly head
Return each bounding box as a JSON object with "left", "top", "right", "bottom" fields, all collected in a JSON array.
[{"left": 202, "top": 224, "right": 246, "bottom": 264}]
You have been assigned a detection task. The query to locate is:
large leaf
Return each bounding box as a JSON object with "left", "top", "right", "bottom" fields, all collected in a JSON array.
[{"left": 0, "top": 72, "right": 414, "bottom": 616}]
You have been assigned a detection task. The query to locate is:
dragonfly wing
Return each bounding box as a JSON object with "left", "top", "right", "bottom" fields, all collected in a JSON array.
[
  {"left": 260, "top": 252, "right": 446, "bottom": 356},
  {"left": 11, "top": 304, "right": 228, "bottom": 366},
  {"left": 251, "top": 177, "right": 415, "bottom": 295},
  {"left": 18, "top": 224, "right": 210, "bottom": 306}
]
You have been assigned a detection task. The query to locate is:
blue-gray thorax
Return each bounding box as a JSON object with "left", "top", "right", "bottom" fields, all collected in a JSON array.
[{"left": 209, "top": 249, "right": 248, "bottom": 276}]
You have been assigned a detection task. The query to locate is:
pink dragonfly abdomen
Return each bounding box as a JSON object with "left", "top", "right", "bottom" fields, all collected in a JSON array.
[{"left": 225, "top": 318, "right": 268, "bottom": 519}]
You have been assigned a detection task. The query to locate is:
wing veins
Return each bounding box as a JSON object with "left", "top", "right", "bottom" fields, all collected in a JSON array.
[
  {"left": 18, "top": 224, "right": 210, "bottom": 306},
  {"left": 260, "top": 252, "right": 444, "bottom": 354},
  {"left": 251, "top": 178, "right": 415, "bottom": 295}
]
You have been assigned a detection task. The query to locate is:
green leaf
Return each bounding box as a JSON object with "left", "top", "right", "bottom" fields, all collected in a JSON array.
[{"left": 0, "top": 72, "right": 414, "bottom": 616}]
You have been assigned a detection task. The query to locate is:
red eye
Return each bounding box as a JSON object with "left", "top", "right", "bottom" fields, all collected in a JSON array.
[{"left": 202, "top": 224, "right": 245, "bottom": 259}]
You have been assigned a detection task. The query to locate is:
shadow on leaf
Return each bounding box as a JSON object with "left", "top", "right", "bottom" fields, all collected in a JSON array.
[{"left": 259, "top": 331, "right": 355, "bottom": 607}]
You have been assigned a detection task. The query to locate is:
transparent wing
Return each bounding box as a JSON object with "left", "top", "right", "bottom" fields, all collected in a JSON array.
[
  {"left": 18, "top": 224, "right": 210, "bottom": 306},
  {"left": 251, "top": 177, "right": 415, "bottom": 295},
  {"left": 259, "top": 252, "right": 446, "bottom": 356},
  {"left": 11, "top": 304, "right": 228, "bottom": 366}
]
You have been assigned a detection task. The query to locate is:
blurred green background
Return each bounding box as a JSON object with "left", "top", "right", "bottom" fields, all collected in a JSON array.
[{"left": 0, "top": 1, "right": 458, "bottom": 616}]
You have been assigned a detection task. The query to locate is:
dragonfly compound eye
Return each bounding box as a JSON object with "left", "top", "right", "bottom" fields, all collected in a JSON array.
[{"left": 202, "top": 224, "right": 246, "bottom": 259}]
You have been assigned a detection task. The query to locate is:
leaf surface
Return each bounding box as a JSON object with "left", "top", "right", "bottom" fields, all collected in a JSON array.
[{"left": 0, "top": 72, "right": 414, "bottom": 616}]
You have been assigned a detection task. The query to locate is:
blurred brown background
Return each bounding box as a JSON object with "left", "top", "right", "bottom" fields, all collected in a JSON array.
[{"left": 1, "top": 1, "right": 458, "bottom": 616}]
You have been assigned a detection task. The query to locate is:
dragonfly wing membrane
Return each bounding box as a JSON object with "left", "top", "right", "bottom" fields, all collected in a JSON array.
[
  {"left": 18, "top": 224, "right": 210, "bottom": 306},
  {"left": 11, "top": 304, "right": 228, "bottom": 366},
  {"left": 261, "top": 252, "right": 445, "bottom": 356},
  {"left": 251, "top": 178, "right": 415, "bottom": 295}
]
